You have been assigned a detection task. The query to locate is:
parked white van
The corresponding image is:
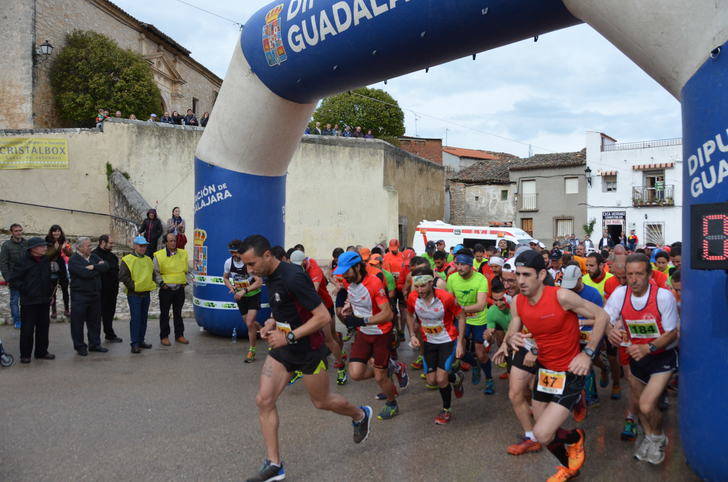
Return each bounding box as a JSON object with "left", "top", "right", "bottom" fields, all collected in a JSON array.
[{"left": 412, "top": 220, "right": 537, "bottom": 254}]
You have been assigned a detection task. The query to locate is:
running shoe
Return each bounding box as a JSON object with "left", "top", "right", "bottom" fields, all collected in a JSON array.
[
  {"left": 336, "top": 368, "right": 348, "bottom": 385},
  {"left": 566, "top": 429, "right": 586, "bottom": 471},
  {"left": 483, "top": 378, "right": 495, "bottom": 395},
  {"left": 288, "top": 371, "right": 303, "bottom": 385},
  {"left": 377, "top": 403, "right": 399, "bottom": 420},
  {"left": 244, "top": 349, "right": 256, "bottom": 363},
  {"left": 547, "top": 466, "right": 579, "bottom": 482},
  {"left": 471, "top": 366, "right": 481, "bottom": 385},
  {"left": 424, "top": 383, "right": 439, "bottom": 390},
  {"left": 375, "top": 393, "right": 387, "bottom": 400},
  {"left": 395, "top": 361, "right": 409, "bottom": 390},
  {"left": 420, "top": 372, "right": 426, "bottom": 379},
  {"left": 634, "top": 435, "right": 651, "bottom": 461},
  {"left": 499, "top": 372, "right": 509, "bottom": 380},
  {"left": 572, "top": 391, "right": 587, "bottom": 423},
  {"left": 451, "top": 359, "right": 461, "bottom": 372},
  {"left": 453, "top": 371, "right": 465, "bottom": 399},
  {"left": 611, "top": 385, "right": 621, "bottom": 400},
  {"left": 507, "top": 436, "right": 542, "bottom": 455},
  {"left": 621, "top": 418, "right": 638, "bottom": 441},
  {"left": 599, "top": 368, "right": 609, "bottom": 388},
  {"left": 645, "top": 435, "right": 668, "bottom": 465},
  {"left": 459, "top": 361, "right": 472, "bottom": 372},
  {"left": 496, "top": 361, "right": 508, "bottom": 369},
  {"left": 342, "top": 329, "right": 354, "bottom": 342},
  {"left": 245, "top": 459, "right": 285, "bottom": 482},
  {"left": 434, "top": 409, "right": 452, "bottom": 425},
  {"left": 14, "top": 321, "right": 21, "bottom": 329},
  {"left": 410, "top": 355, "right": 423, "bottom": 370},
  {"left": 353, "top": 406, "right": 372, "bottom": 443}
]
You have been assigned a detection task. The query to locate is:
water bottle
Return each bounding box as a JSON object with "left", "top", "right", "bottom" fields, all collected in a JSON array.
[{"left": 232, "top": 327, "right": 238, "bottom": 343}]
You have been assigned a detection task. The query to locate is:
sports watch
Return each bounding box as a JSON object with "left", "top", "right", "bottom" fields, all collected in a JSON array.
[
  {"left": 286, "top": 331, "right": 297, "bottom": 345},
  {"left": 529, "top": 346, "right": 539, "bottom": 356},
  {"left": 583, "top": 347, "right": 597, "bottom": 360},
  {"left": 648, "top": 343, "right": 658, "bottom": 353}
]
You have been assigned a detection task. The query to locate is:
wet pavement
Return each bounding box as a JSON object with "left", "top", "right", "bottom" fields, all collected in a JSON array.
[{"left": 0, "top": 318, "right": 699, "bottom": 482}]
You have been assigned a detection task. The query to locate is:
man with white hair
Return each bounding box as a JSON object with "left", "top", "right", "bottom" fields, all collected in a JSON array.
[{"left": 68, "top": 237, "right": 109, "bottom": 356}]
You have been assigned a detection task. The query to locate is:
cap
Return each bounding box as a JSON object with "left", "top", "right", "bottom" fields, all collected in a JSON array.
[
  {"left": 435, "top": 239, "right": 445, "bottom": 245},
  {"left": 388, "top": 239, "right": 399, "bottom": 248},
  {"left": 503, "top": 258, "right": 516, "bottom": 273},
  {"left": 358, "top": 247, "right": 371, "bottom": 262},
  {"left": 150, "top": 113, "right": 157, "bottom": 117},
  {"left": 515, "top": 250, "right": 546, "bottom": 271},
  {"left": 489, "top": 256, "right": 505, "bottom": 267},
  {"left": 369, "top": 253, "right": 383, "bottom": 266},
  {"left": 550, "top": 251, "right": 563, "bottom": 261},
  {"left": 561, "top": 265, "right": 582, "bottom": 289},
  {"left": 289, "top": 250, "right": 306, "bottom": 265},
  {"left": 453, "top": 244, "right": 465, "bottom": 254},
  {"left": 538, "top": 242, "right": 546, "bottom": 249},
  {"left": 26, "top": 237, "right": 48, "bottom": 250},
  {"left": 133, "top": 235, "right": 149, "bottom": 245},
  {"left": 425, "top": 241, "right": 436, "bottom": 252},
  {"left": 333, "top": 252, "right": 362, "bottom": 275}
]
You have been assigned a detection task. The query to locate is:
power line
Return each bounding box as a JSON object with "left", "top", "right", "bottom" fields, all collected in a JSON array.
[
  {"left": 349, "top": 91, "right": 559, "bottom": 154},
  {"left": 169, "top": 0, "right": 243, "bottom": 28}
]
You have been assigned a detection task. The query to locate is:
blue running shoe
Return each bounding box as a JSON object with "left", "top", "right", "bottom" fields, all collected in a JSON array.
[
  {"left": 353, "top": 405, "right": 372, "bottom": 443},
  {"left": 483, "top": 378, "right": 495, "bottom": 395},
  {"left": 621, "top": 418, "right": 638, "bottom": 441},
  {"left": 14, "top": 321, "right": 21, "bottom": 329},
  {"left": 245, "top": 459, "right": 285, "bottom": 482},
  {"left": 377, "top": 402, "right": 399, "bottom": 420}
]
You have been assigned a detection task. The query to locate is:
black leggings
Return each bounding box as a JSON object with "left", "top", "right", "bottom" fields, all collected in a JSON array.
[{"left": 50, "top": 278, "right": 69, "bottom": 313}]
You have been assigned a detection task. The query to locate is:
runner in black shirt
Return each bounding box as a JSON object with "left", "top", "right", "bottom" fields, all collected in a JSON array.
[{"left": 240, "top": 235, "right": 372, "bottom": 482}]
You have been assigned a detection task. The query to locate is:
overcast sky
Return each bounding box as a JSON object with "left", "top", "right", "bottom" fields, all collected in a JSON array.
[{"left": 114, "top": 0, "right": 682, "bottom": 157}]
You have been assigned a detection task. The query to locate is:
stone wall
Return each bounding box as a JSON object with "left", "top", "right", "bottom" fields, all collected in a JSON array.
[
  {"left": 108, "top": 170, "right": 151, "bottom": 248},
  {"left": 0, "top": 121, "right": 445, "bottom": 260},
  {"left": 0, "top": 0, "right": 35, "bottom": 130},
  {"left": 449, "top": 182, "right": 466, "bottom": 224},
  {"left": 462, "top": 184, "right": 515, "bottom": 225}
]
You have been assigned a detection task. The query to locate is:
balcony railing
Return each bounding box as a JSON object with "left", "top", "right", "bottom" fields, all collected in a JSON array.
[
  {"left": 519, "top": 193, "right": 538, "bottom": 211},
  {"left": 632, "top": 185, "right": 675, "bottom": 207},
  {"left": 603, "top": 137, "right": 681, "bottom": 151}
]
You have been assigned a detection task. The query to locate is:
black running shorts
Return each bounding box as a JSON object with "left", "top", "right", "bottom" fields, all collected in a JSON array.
[{"left": 629, "top": 348, "right": 678, "bottom": 384}]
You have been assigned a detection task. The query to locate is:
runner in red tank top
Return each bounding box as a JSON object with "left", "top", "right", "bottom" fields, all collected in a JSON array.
[
  {"left": 507, "top": 250, "right": 610, "bottom": 482},
  {"left": 605, "top": 254, "right": 678, "bottom": 466}
]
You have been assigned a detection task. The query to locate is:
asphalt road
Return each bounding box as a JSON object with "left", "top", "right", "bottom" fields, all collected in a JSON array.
[{"left": 0, "top": 320, "right": 699, "bottom": 481}]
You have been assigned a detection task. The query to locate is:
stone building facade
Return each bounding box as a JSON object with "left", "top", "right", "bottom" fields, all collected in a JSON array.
[
  {"left": 448, "top": 160, "right": 515, "bottom": 226},
  {"left": 1, "top": 0, "right": 221, "bottom": 129}
]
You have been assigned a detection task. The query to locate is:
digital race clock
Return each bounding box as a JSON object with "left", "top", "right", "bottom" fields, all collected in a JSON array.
[{"left": 691, "top": 202, "right": 728, "bottom": 270}]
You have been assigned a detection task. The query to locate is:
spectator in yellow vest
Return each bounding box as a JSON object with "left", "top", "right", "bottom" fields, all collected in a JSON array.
[
  {"left": 119, "top": 236, "right": 156, "bottom": 353},
  {"left": 153, "top": 233, "right": 190, "bottom": 346}
]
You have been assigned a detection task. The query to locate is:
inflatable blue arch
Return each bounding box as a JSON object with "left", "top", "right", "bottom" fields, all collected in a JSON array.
[{"left": 192, "top": 1, "right": 728, "bottom": 478}]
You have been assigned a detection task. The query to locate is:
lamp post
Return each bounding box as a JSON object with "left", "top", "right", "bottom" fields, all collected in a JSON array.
[{"left": 584, "top": 166, "right": 592, "bottom": 186}]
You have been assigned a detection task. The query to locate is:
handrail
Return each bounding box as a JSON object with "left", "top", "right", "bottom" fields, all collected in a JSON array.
[
  {"left": 602, "top": 137, "right": 681, "bottom": 151},
  {"left": 0, "top": 199, "right": 138, "bottom": 226}
]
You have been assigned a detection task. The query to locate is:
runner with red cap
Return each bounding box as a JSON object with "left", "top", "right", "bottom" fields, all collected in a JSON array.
[{"left": 508, "top": 250, "right": 609, "bottom": 481}]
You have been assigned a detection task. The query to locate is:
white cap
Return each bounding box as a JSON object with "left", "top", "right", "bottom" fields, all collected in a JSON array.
[
  {"left": 489, "top": 256, "right": 505, "bottom": 267},
  {"left": 289, "top": 250, "right": 306, "bottom": 265},
  {"left": 503, "top": 258, "right": 516, "bottom": 272},
  {"left": 561, "top": 265, "right": 582, "bottom": 289}
]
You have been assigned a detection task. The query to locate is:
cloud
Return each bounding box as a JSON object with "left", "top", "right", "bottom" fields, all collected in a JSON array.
[{"left": 112, "top": 0, "right": 681, "bottom": 157}]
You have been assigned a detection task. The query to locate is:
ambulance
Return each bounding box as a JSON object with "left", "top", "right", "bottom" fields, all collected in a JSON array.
[{"left": 412, "top": 220, "right": 538, "bottom": 254}]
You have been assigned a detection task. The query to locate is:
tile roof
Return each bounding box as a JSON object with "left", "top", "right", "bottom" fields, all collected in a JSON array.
[
  {"left": 443, "top": 146, "right": 515, "bottom": 161},
  {"left": 449, "top": 159, "right": 514, "bottom": 184},
  {"left": 509, "top": 148, "right": 586, "bottom": 171}
]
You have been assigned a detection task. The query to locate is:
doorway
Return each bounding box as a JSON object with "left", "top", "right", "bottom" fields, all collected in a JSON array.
[{"left": 607, "top": 224, "right": 623, "bottom": 246}]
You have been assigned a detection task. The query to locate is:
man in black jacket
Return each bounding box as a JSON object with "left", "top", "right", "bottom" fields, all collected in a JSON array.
[
  {"left": 92, "top": 235, "right": 122, "bottom": 343},
  {"left": 68, "top": 237, "right": 109, "bottom": 356},
  {"left": 8, "top": 237, "right": 55, "bottom": 363}
]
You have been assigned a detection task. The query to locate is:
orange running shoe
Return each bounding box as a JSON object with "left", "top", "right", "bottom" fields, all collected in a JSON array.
[
  {"left": 566, "top": 428, "right": 586, "bottom": 471},
  {"left": 507, "top": 437, "right": 542, "bottom": 455},
  {"left": 547, "top": 466, "right": 579, "bottom": 482},
  {"left": 572, "top": 391, "right": 587, "bottom": 423}
]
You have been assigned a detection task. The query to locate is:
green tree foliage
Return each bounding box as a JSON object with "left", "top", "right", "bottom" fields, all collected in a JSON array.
[
  {"left": 50, "top": 30, "right": 162, "bottom": 127},
  {"left": 312, "top": 88, "right": 405, "bottom": 139}
]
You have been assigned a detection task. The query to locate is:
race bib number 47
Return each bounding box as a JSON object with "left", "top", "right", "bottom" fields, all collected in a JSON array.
[
  {"left": 537, "top": 368, "right": 566, "bottom": 395},
  {"left": 625, "top": 319, "right": 660, "bottom": 339}
]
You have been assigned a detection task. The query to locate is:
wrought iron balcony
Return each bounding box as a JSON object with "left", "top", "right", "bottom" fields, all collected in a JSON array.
[{"left": 632, "top": 185, "right": 675, "bottom": 207}]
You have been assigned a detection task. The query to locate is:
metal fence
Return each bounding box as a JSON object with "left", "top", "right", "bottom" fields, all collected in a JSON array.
[
  {"left": 632, "top": 185, "right": 675, "bottom": 206},
  {"left": 602, "top": 137, "right": 681, "bottom": 151}
]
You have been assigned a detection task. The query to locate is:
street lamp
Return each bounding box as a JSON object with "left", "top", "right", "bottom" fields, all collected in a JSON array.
[
  {"left": 34, "top": 40, "right": 54, "bottom": 62},
  {"left": 584, "top": 166, "right": 592, "bottom": 186}
]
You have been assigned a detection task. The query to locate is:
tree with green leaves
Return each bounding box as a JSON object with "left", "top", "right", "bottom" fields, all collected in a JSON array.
[
  {"left": 312, "top": 87, "right": 405, "bottom": 140},
  {"left": 50, "top": 30, "right": 162, "bottom": 127}
]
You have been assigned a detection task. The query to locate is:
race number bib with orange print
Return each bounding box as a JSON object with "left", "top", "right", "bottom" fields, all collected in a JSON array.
[
  {"left": 422, "top": 324, "right": 444, "bottom": 335},
  {"left": 276, "top": 322, "right": 292, "bottom": 334},
  {"left": 537, "top": 368, "right": 566, "bottom": 395}
]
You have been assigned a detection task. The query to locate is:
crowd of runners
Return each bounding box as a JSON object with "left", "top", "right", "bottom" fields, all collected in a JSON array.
[{"left": 227, "top": 235, "right": 682, "bottom": 482}]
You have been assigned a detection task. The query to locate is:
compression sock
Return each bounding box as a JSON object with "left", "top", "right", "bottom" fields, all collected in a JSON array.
[
  {"left": 480, "top": 360, "right": 492, "bottom": 379},
  {"left": 440, "top": 385, "right": 452, "bottom": 410}
]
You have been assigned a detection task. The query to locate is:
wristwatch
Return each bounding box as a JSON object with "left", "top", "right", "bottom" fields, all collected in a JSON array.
[
  {"left": 583, "top": 347, "right": 597, "bottom": 360},
  {"left": 648, "top": 343, "right": 658, "bottom": 353},
  {"left": 529, "top": 346, "right": 539, "bottom": 356},
  {"left": 286, "top": 331, "right": 297, "bottom": 345}
]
